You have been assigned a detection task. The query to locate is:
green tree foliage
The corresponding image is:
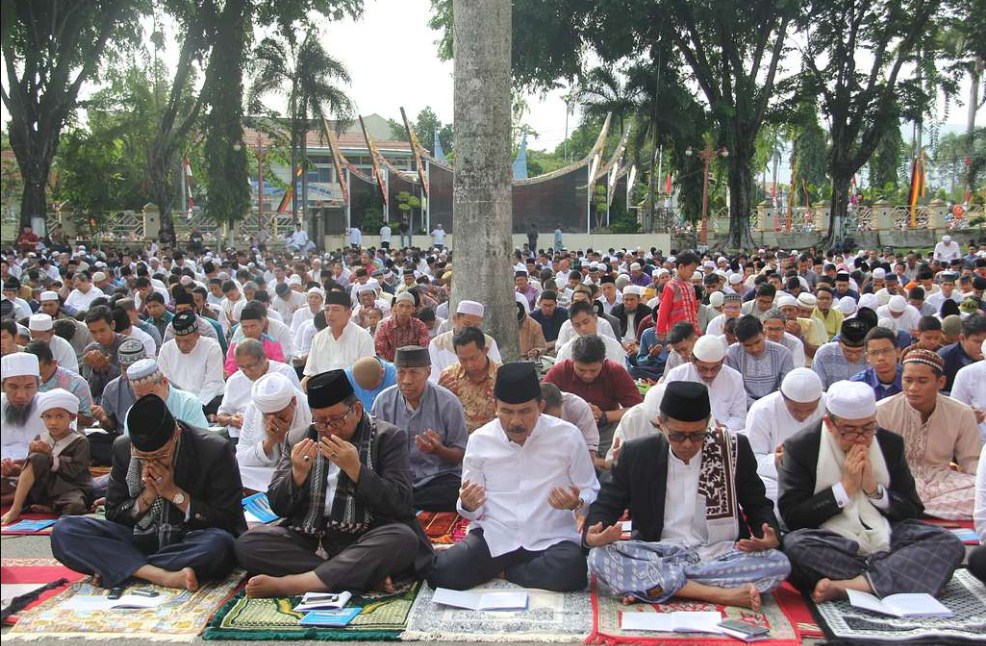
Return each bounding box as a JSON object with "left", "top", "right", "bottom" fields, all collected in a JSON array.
[
  {"left": 1, "top": 0, "right": 141, "bottom": 229},
  {"left": 870, "top": 124, "right": 904, "bottom": 194},
  {"left": 793, "top": 0, "right": 942, "bottom": 243}
]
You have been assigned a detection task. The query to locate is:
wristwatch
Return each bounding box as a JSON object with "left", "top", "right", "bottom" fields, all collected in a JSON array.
[
  {"left": 171, "top": 491, "right": 186, "bottom": 505},
  {"left": 866, "top": 484, "right": 885, "bottom": 500}
]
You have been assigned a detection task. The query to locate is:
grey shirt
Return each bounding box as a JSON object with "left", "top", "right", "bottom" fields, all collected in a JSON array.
[
  {"left": 372, "top": 382, "right": 468, "bottom": 486},
  {"left": 726, "top": 340, "right": 794, "bottom": 407},
  {"left": 811, "top": 341, "right": 869, "bottom": 390}
]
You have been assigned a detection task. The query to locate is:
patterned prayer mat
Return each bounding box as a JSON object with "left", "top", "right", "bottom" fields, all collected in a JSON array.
[
  {"left": 1, "top": 558, "right": 86, "bottom": 625},
  {"left": 203, "top": 580, "right": 419, "bottom": 641},
  {"left": 416, "top": 510, "right": 469, "bottom": 546},
  {"left": 403, "top": 580, "right": 592, "bottom": 643},
  {"left": 773, "top": 581, "right": 823, "bottom": 639},
  {"left": 6, "top": 569, "right": 245, "bottom": 641},
  {"left": 814, "top": 568, "right": 986, "bottom": 643},
  {"left": 589, "top": 578, "right": 802, "bottom": 645}
]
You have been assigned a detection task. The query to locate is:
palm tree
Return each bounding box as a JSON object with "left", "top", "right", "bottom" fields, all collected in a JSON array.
[
  {"left": 249, "top": 27, "right": 352, "bottom": 224},
  {"left": 577, "top": 67, "right": 638, "bottom": 135}
]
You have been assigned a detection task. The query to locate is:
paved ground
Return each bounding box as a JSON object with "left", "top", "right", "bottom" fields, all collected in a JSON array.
[{"left": 3, "top": 534, "right": 824, "bottom": 645}]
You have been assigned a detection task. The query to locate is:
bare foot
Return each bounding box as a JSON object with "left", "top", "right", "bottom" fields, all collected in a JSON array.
[
  {"left": 244, "top": 572, "right": 324, "bottom": 598},
  {"left": 1, "top": 509, "right": 21, "bottom": 525},
  {"left": 28, "top": 504, "right": 53, "bottom": 514},
  {"left": 722, "top": 583, "right": 762, "bottom": 611},
  {"left": 812, "top": 578, "right": 844, "bottom": 603},
  {"left": 159, "top": 567, "right": 199, "bottom": 591},
  {"left": 374, "top": 576, "right": 395, "bottom": 594}
]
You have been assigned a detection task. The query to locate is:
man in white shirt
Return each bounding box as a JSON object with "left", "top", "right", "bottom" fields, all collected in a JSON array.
[
  {"left": 428, "top": 362, "right": 599, "bottom": 592},
  {"left": 302, "top": 291, "right": 374, "bottom": 388},
  {"left": 288, "top": 224, "right": 310, "bottom": 252},
  {"left": 763, "top": 308, "right": 806, "bottom": 368},
  {"left": 746, "top": 368, "right": 826, "bottom": 505},
  {"left": 664, "top": 335, "right": 747, "bottom": 432},
  {"left": 950, "top": 338, "right": 986, "bottom": 441},
  {"left": 157, "top": 311, "right": 225, "bottom": 416},
  {"left": 64, "top": 271, "right": 105, "bottom": 313},
  {"left": 876, "top": 295, "right": 921, "bottom": 336},
  {"left": 348, "top": 226, "right": 362, "bottom": 248},
  {"left": 555, "top": 301, "right": 627, "bottom": 368},
  {"left": 28, "top": 314, "right": 78, "bottom": 373},
  {"left": 216, "top": 339, "right": 301, "bottom": 438},
  {"left": 1, "top": 353, "right": 47, "bottom": 503},
  {"left": 430, "top": 223, "right": 446, "bottom": 249},
  {"left": 427, "top": 300, "right": 501, "bottom": 381},
  {"left": 379, "top": 223, "right": 392, "bottom": 249},
  {"left": 235, "top": 372, "right": 311, "bottom": 492},
  {"left": 933, "top": 235, "right": 961, "bottom": 263}
]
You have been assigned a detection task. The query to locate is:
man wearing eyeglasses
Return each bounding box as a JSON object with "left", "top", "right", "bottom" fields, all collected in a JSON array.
[
  {"left": 779, "top": 380, "right": 964, "bottom": 604},
  {"left": 235, "top": 369, "right": 432, "bottom": 598},
  {"left": 51, "top": 394, "right": 246, "bottom": 591},
  {"left": 850, "top": 326, "right": 902, "bottom": 401},
  {"left": 584, "top": 381, "right": 790, "bottom": 610}
]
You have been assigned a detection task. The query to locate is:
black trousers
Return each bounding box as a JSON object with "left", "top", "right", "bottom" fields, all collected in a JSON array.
[
  {"left": 414, "top": 472, "right": 460, "bottom": 512},
  {"left": 235, "top": 523, "right": 420, "bottom": 591},
  {"left": 428, "top": 528, "right": 587, "bottom": 592},
  {"left": 51, "top": 516, "right": 237, "bottom": 588}
]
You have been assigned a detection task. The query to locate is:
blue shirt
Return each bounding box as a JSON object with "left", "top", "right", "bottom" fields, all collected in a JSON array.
[
  {"left": 123, "top": 385, "right": 208, "bottom": 435},
  {"left": 850, "top": 366, "right": 903, "bottom": 401},
  {"left": 531, "top": 307, "right": 568, "bottom": 342},
  {"left": 346, "top": 359, "right": 397, "bottom": 411}
]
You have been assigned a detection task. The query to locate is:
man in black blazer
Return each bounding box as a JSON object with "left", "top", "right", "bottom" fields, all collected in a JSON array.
[
  {"left": 234, "top": 369, "right": 433, "bottom": 597},
  {"left": 51, "top": 394, "right": 245, "bottom": 590},
  {"left": 778, "top": 380, "right": 964, "bottom": 603},
  {"left": 584, "top": 381, "right": 789, "bottom": 610}
]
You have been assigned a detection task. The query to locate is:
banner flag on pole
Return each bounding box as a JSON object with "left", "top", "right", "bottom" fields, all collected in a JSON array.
[
  {"left": 907, "top": 149, "right": 926, "bottom": 227},
  {"left": 277, "top": 167, "right": 304, "bottom": 214},
  {"left": 359, "top": 115, "right": 389, "bottom": 206},
  {"left": 321, "top": 117, "right": 350, "bottom": 204},
  {"left": 400, "top": 107, "right": 430, "bottom": 198}
]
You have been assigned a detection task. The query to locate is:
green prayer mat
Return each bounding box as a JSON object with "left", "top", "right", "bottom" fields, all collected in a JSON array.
[{"left": 202, "top": 581, "right": 420, "bottom": 641}]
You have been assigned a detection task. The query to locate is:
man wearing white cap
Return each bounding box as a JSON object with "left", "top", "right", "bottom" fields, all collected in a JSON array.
[
  {"left": 1, "top": 352, "right": 46, "bottom": 503},
  {"left": 933, "top": 234, "right": 961, "bottom": 263},
  {"left": 876, "top": 294, "right": 920, "bottom": 337},
  {"left": 746, "top": 368, "right": 825, "bottom": 505},
  {"left": 611, "top": 285, "right": 652, "bottom": 347},
  {"left": 665, "top": 335, "right": 747, "bottom": 432},
  {"left": 236, "top": 373, "right": 311, "bottom": 492},
  {"left": 125, "top": 359, "right": 209, "bottom": 434},
  {"left": 1, "top": 389, "right": 90, "bottom": 526},
  {"left": 779, "top": 380, "right": 964, "bottom": 603},
  {"left": 29, "top": 313, "right": 79, "bottom": 374},
  {"left": 289, "top": 288, "right": 323, "bottom": 337},
  {"left": 427, "top": 300, "right": 501, "bottom": 382}
]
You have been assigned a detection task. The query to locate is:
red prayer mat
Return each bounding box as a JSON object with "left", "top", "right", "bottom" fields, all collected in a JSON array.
[
  {"left": 0, "top": 507, "right": 58, "bottom": 535},
  {"left": 772, "top": 581, "right": 823, "bottom": 639},
  {"left": 587, "top": 577, "right": 802, "bottom": 645},
  {"left": 1, "top": 558, "right": 85, "bottom": 625},
  {"left": 416, "top": 510, "right": 469, "bottom": 545}
]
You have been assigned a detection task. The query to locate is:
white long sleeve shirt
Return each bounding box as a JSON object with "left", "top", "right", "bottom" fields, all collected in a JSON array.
[
  {"left": 664, "top": 362, "right": 748, "bottom": 432},
  {"left": 951, "top": 361, "right": 986, "bottom": 441},
  {"left": 303, "top": 322, "right": 374, "bottom": 376},
  {"left": 458, "top": 414, "right": 599, "bottom": 557},
  {"left": 745, "top": 390, "right": 826, "bottom": 501},
  {"left": 157, "top": 336, "right": 226, "bottom": 405},
  {"left": 236, "top": 391, "right": 311, "bottom": 492}
]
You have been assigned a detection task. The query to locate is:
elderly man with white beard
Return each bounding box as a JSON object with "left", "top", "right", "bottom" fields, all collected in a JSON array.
[
  {"left": 236, "top": 373, "right": 312, "bottom": 493},
  {"left": 745, "top": 368, "right": 826, "bottom": 506},
  {"left": 1, "top": 352, "right": 46, "bottom": 504}
]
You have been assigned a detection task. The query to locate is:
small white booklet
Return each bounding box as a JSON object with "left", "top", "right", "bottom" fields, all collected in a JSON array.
[
  {"left": 621, "top": 610, "right": 723, "bottom": 633},
  {"left": 293, "top": 590, "right": 352, "bottom": 612},
  {"left": 846, "top": 590, "right": 952, "bottom": 618},
  {"left": 61, "top": 594, "right": 167, "bottom": 611},
  {"left": 431, "top": 587, "right": 528, "bottom": 611}
]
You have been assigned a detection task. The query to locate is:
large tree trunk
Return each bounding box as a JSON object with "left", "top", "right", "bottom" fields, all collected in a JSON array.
[
  {"left": 451, "top": 0, "right": 518, "bottom": 361},
  {"left": 826, "top": 171, "right": 852, "bottom": 248},
  {"left": 17, "top": 157, "right": 52, "bottom": 231},
  {"left": 725, "top": 152, "right": 756, "bottom": 249}
]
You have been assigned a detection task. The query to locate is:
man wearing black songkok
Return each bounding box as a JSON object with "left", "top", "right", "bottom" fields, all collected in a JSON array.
[
  {"left": 584, "top": 381, "right": 790, "bottom": 610},
  {"left": 51, "top": 394, "right": 245, "bottom": 590},
  {"left": 428, "top": 362, "right": 599, "bottom": 592},
  {"left": 235, "top": 369, "right": 433, "bottom": 597}
]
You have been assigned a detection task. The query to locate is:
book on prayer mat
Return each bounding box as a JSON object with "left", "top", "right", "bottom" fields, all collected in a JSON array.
[
  {"left": 621, "top": 610, "right": 724, "bottom": 633},
  {"left": 242, "top": 492, "right": 278, "bottom": 524},
  {"left": 298, "top": 608, "right": 361, "bottom": 627},
  {"left": 846, "top": 590, "right": 953, "bottom": 618},
  {"left": 293, "top": 591, "right": 353, "bottom": 611},
  {"left": 431, "top": 588, "right": 529, "bottom": 611},
  {"left": 61, "top": 594, "right": 168, "bottom": 611},
  {"left": 1, "top": 519, "right": 57, "bottom": 533}
]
